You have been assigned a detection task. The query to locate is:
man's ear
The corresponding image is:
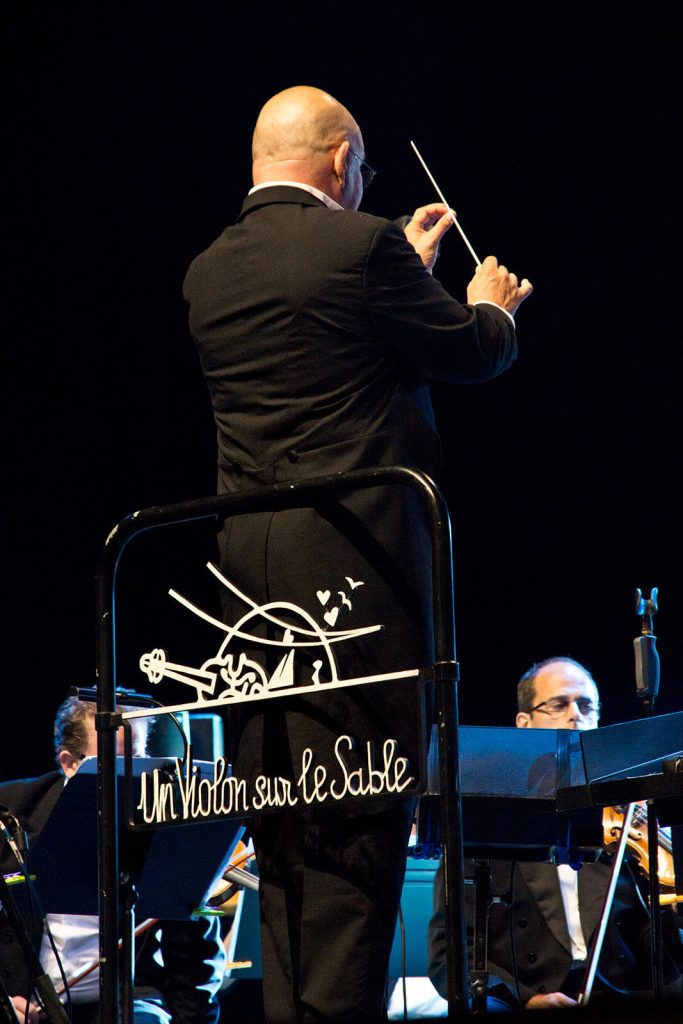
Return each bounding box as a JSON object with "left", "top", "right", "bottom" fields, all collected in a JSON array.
[
  {"left": 516, "top": 712, "right": 531, "bottom": 729},
  {"left": 58, "top": 749, "right": 81, "bottom": 778},
  {"left": 332, "top": 140, "right": 349, "bottom": 186}
]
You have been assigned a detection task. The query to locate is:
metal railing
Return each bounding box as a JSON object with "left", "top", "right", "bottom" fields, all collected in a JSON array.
[{"left": 95, "top": 465, "right": 468, "bottom": 1019}]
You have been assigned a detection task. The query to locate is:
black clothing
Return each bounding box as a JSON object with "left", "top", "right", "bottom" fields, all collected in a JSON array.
[
  {"left": 428, "top": 856, "right": 683, "bottom": 1009},
  {"left": 183, "top": 184, "right": 518, "bottom": 1022},
  {"left": 183, "top": 186, "right": 517, "bottom": 803}
]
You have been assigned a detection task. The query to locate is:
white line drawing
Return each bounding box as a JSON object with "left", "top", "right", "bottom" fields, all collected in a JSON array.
[
  {"left": 134, "top": 562, "right": 420, "bottom": 719},
  {"left": 345, "top": 577, "right": 364, "bottom": 590}
]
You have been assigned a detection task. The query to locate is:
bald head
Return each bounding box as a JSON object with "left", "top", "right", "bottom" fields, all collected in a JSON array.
[
  {"left": 253, "top": 86, "right": 358, "bottom": 163},
  {"left": 516, "top": 657, "right": 600, "bottom": 731},
  {"left": 251, "top": 86, "right": 365, "bottom": 210}
]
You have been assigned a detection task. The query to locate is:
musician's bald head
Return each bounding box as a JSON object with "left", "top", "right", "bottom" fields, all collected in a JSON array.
[
  {"left": 515, "top": 657, "right": 600, "bottom": 732},
  {"left": 251, "top": 85, "right": 366, "bottom": 211}
]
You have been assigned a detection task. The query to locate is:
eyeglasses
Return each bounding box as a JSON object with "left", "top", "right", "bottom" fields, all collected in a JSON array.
[
  {"left": 348, "top": 148, "right": 377, "bottom": 189},
  {"left": 529, "top": 697, "right": 601, "bottom": 719}
]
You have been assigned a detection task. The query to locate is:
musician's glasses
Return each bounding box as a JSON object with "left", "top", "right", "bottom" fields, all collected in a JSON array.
[
  {"left": 349, "top": 148, "right": 377, "bottom": 189},
  {"left": 530, "top": 697, "right": 601, "bottom": 719}
]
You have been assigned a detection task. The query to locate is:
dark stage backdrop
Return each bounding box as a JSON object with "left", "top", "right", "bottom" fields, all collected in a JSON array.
[{"left": 5, "top": 2, "right": 682, "bottom": 780}]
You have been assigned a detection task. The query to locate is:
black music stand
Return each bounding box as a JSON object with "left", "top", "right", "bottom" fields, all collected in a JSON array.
[
  {"left": 30, "top": 757, "right": 243, "bottom": 919},
  {"left": 419, "top": 723, "right": 606, "bottom": 861},
  {"left": 27, "top": 756, "right": 243, "bottom": 1020},
  {"left": 419, "top": 723, "right": 607, "bottom": 1012}
]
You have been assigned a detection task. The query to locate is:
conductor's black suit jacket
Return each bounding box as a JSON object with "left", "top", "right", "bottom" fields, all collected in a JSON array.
[{"left": 183, "top": 185, "right": 518, "bottom": 810}]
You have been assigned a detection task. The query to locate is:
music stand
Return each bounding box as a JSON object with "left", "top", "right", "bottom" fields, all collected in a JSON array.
[{"left": 27, "top": 756, "right": 243, "bottom": 1020}]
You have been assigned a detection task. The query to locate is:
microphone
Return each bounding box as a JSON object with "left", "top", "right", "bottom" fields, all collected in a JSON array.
[
  {"left": 634, "top": 587, "right": 660, "bottom": 706},
  {"left": 634, "top": 633, "right": 660, "bottom": 702}
]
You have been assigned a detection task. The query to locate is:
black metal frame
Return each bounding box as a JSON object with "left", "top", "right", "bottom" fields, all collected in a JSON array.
[{"left": 95, "top": 465, "right": 469, "bottom": 1019}]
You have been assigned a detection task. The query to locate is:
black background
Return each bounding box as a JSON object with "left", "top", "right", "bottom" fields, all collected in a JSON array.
[{"left": 5, "top": 2, "right": 682, "bottom": 780}]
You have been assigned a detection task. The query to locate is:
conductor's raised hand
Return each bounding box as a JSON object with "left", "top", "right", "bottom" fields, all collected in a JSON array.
[
  {"left": 466, "top": 255, "right": 533, "bottom": 316},
  {"left": 403, "top": 203, "right": 455, "bottom": 274}
]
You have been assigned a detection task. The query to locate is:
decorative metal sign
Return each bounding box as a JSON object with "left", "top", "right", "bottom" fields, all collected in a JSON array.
[{"left": 124, "top": 562, "right": 424, "bottom": 828}]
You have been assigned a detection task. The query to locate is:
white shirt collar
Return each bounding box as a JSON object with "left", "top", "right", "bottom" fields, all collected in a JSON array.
[{"left": 248, "top": 180, "right": 343, "bottom": 211}]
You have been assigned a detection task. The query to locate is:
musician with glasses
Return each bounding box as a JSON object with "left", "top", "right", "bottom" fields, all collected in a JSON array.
[
  {"left": 515, "top": 656, "right": 602, "bottom": 731},
  {"left": 428, "top": 656, "right": 683, "bottom": 1011}
]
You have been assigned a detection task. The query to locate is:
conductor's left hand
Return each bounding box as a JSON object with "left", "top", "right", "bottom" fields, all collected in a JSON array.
[{"left": 403, "top": 203, "right": 454, "bottom": 273}]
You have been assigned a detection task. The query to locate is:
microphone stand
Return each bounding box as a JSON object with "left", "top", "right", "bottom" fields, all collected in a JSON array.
[
  {"left": 579, "top": 586, "right": 664, "bottom": 1006},
  {"left": 633, "top": 586, "right": 664, "bottom": 998}
]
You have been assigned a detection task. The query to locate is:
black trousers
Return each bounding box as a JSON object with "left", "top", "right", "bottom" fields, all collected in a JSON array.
[{"left": 254, "top": 800, "right": 415, "bottom": 1024}]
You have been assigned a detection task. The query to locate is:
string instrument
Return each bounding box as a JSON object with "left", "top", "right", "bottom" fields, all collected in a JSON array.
[
  {"left": 204, "top": 840, "right": 256, "bottom": 913},
  {"left": 602, "top": 802, "right": 681, "bottom": 903}
]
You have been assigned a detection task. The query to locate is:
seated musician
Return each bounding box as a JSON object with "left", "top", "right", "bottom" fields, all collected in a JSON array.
[
  {"left": 0, "top": 696, "right": 226, "bottom": 1024},
  {"left": 428, "top": 656, "right": 683, "bottom": 1010}
]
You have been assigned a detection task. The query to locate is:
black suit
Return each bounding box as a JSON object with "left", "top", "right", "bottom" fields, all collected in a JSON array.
[
  {"left": 0, "top": 773, "right": 224, "bottom": 1024},
  {"left": 183, "top": 184, "right": 518, "bottom": 1023},
  {"left": 428, "top": 856, "right": 683, "bottom": 1009}
]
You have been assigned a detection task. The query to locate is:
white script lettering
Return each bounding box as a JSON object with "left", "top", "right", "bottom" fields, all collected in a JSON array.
[
  {"left": 252, "top": 774, "right": 299, "bottom": 810},
  {"left": 329, "top": 736, "right": 414, "bottom": 800}
]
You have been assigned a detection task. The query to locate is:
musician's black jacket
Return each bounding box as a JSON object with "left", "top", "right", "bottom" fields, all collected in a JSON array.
[
  {"left": 428, "top": 855, "right": 683, "bottom": 1008},
  {"left": 0, "top": 772, "right": 225, "bottom": 1023}
]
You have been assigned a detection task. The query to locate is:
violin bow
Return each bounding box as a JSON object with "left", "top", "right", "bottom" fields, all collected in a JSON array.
[{"left": 578, "top": 803, "right": 637, "bottom": 1005}]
